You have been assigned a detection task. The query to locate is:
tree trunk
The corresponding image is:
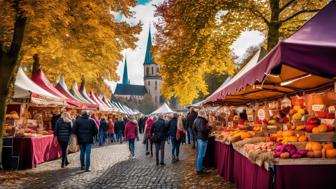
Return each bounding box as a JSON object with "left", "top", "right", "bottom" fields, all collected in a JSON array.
[
  {"left": 0, "top": 16, "right": 26, "bottom": 169},
  {"left": 32, "top": 53, "right": 40, "bottom": 75},
  {"left": 267, "top": 23, "right": 281, "bottom": 51},
  {"left": 267, "top": 0, "right": 281, "bottom": 51}
]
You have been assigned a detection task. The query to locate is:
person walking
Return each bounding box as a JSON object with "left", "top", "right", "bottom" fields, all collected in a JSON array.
[
  {"left": 114, "top": 117, "right": 125, "bottom": 144},
  {"left": 151, "top": 115, "right": 168, "bottom": 166},
  {"left": 124, "top": 117, "right": 139, "bottom": 158},
  {"left": 107, "top": 118, "right": 116, "bottom": 143},
  {"left": 168, "top": 113, "right": 179, "bottom": 163},
  {"left": 72, "top": 110, "right": 98, "bottom": 172},
  {"left": 54, "top": 112, "right": 72, "bottom": 168},
  {"left": 192, "top": 110, "right": 210, "bottom": 175},
  {"left": 138, "top": 115, "right": 145, "bottom": 134},
  {"left": 99, "top": 116, "right": 108, "bottom": 146},
  {"left": 186, "top": 108, "right": 198, "bottom": 148},
  {"left": 144, "top": 116, "right": 155, "bottom": 156},
  {"left": 91, "top": 113, "right": 100, "bottom": 144}
]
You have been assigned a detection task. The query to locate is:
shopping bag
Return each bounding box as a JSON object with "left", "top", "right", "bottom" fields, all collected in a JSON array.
[{"left": 68, "top": 134, "right": 79, "bottom": 152}]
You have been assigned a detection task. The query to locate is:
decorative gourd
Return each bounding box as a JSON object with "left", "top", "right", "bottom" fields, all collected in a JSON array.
[
  {"left": 312, "top": 127, "right": 320, "bottom": 133},
  {"left": 283, "top": 130, "right": 295, "bottom": 137},
  {"left": 298, "top": 135, "right": 307, "bottom": 142},
  {"left": 318, "top": 125, "right": 328, "bottom": 132},
  {"left": 311, "top": 142, "right": 322, "bottom": 151},
  {"left": 323, "top": 143, "right": 334, "bottom": 150},
  {"left": 280, "top": 152, "right": 290, "bottom": 159},
  {"left": 326, "top": 149, "right": 336, "bottom": 158},
  {"left": 313, "top": 150, "right": 322, "bottom": 158}
]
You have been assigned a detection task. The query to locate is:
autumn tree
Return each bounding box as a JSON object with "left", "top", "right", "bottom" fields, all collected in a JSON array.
[
  {"left": 0, "top": 0, "right": 140, "bottom": 168},
  {"left": 154, "top": 0, "right": 328, "bottom": 105}
]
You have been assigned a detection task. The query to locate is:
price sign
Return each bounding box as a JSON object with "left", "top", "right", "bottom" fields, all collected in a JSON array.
[{"left": 258, "top": 109, "right": 266, "bottom": 120}]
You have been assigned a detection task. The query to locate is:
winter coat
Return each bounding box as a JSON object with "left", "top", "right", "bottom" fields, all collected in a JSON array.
[
  {"left": 51, "top": 114, "right": 61, "bottom": 131},
  {"left": 168, "top": 117, "right": 178, "bottom": 138},
  {"left": 186, "top": 110, "right": 198, "bottom": 129},
  {"left": 192, "top": 116, "right": 209, "bottom": 141},
  {"left": 72, "top": 114, "right": 98, "bottom": 144},
  {"left": 54, "top": 118, "right": 72, "bottom": 143},
  {"left": 114, "top": 121, "right": 125, "bottom": 134},
  {"left": 107, "top": 120, "right": 114, "bottom": 134},
  {"left": 124, "top": 120, "right": 138, "bottom": 140},
  {"left": 145, "top": 118, "right": 154, "bottom": 138},
  {"left": 99, "top": 119, "right": 108, "bottom": 132},
  {"left": 151, "top": 118, "right": 168, "bottom": 141},
  {"left": 138, "top": 117, "right": 146, "bottom": 128}
]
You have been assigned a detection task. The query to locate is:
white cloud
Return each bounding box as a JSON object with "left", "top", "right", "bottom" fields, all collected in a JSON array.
[{"left": 231, "top": 30, "right": 265, "bottom": 59}]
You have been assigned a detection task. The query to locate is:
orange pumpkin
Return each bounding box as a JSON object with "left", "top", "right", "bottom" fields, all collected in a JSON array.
[
  {"left": 313, "top": 150, "right": 322, "bottom": 158},
  {"left": 326, "top": 149, "right": 336, "bottom": 158},
  {"left": 305, "top": 142, "right": 313, "bottom": 151},
  {"left": 312, "top": 127, "right": 320, "bottom": 133},
  {"left": 298, "top": 135, "right": 307, "bottom": 142},
  {"left": 311, "top": 142, "right": 322, "bottom": 151},
  {"left": 280, "top": 152, "right": 290, "bottom": 159},
  {"left": 318, "top": 125, "right": 328, "bottom": 132},
  {"left": 283, "top": 130, "right": 295, "bottom": 137},
  {"left": 323, "top": 142, "right": 334, "bottom": 150},
  {"left": 276, "top": 131, "right": 283, "bottom": 138}
]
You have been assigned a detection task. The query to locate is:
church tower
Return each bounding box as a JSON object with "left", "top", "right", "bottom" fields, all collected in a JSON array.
[{"left": 143, "top": 27, "right": 162, "bottom": 106}]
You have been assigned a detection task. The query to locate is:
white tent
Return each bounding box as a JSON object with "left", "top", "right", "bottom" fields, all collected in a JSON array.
[
  {"left": 13, "top": 68, "right": 66, "bottom": 106},
  {"left": 151, "top": 103, "right": 174, "bottom": 115}
]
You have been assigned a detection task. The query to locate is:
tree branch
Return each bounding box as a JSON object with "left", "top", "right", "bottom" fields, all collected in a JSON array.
[
  {"left": 280, "top": 0, "right": 297, "bottom": 12},
  {"left": 248, "top": 8, "right": 270, "bottom": 25},
  {"left": 8, "top": 16, "right": 27, "bottom": 58},
  {"left": 281, "top": 9, "right": 319, "bottom": 23}
]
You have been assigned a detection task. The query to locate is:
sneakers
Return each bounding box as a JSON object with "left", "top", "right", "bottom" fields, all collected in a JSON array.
[
  {"left": 171, "top": 156, "right": 176, "bottom": 163},
  {"left": 132, "top": 156, "right": 136, "bottom": 159},
  {"left": 176, "top": 157, "right": 179, "bottom": 162},
  {"left": 160, "top": 162, "right": 166, "bottom": 166},
  {"left": 146, "top": 152, "right": 150, "bottom": 155},
  {"left": 85, "top": 169, "right": 91, "bottom": 172},
  {"left": 81, "top": 166, "right": 85, "bottom": 170}
]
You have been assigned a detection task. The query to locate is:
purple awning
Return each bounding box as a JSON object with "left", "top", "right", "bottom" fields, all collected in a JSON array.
[{"left": 208, "top": 1, "right": 336, "bottom": 103}]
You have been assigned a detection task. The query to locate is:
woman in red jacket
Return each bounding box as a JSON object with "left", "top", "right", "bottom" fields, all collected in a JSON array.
[
  {"left": 107, "top": 118, "right": 115, "bottom": 143},
  {"left": 144, "top": 116, "right": 156, "bottom": 156},
  {"left": 124, "top": 117, "right": 139, "bottom": 158}
]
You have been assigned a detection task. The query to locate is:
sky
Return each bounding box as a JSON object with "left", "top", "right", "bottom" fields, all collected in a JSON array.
[{"left": 106, "top": 0, "right": 265, "bottom": 92}]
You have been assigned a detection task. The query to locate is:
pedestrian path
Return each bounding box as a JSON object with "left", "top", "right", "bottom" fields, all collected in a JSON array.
[{"left": 0, "top": 136, "right": 235, "bottom": 189}]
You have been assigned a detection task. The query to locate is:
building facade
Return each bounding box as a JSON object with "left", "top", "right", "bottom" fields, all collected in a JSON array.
[{"left": 113, "top": 27, "right": 162, "bottom": 106}]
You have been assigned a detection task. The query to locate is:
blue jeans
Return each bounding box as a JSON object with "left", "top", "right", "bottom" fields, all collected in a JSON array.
[
  {"left": 109, "top": 133, "right": 116, "bottom": 143},
  {"left": 171, "top": 138, "right": 181, "bottom": 158},
  {"left": 116, "top": 132, "right": 123, "bottom": 143},
  {"left": 196, "top": 139, "right": 207, "bottom": 172},
  {"left": 99, "top": 131, "right": 107, "bottom": 145},
  {"left": 80, "top": 144, "right": 92, "bottom": 170},
  {"left": 128, "top": 139, "right": 135, "bottom": 156}
]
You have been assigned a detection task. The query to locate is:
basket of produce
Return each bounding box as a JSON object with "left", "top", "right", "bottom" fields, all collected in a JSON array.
[{"left": 306, "top": 132, "right": 336, "bottom": 142}]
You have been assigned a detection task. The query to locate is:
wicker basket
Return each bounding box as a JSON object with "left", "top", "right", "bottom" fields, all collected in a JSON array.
[{"left": 305, "top": 132, "right": 336, "bottom": 142}]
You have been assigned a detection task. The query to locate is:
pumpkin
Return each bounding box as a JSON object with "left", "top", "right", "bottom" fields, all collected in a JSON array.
[
  {"left": 287, "top": 136, "right": 298, "bottom": 142},
  {"left": 305, "top": 142, "right": 312, "bottom": 151},
  {"left": 307, "top": 150, "right": 315, "bottom": 158},
  {"left": 283, "top": 130, "right": 295, "bottom": 137},
  {"left": 276, "top": 131, "right": 283, "bottom": 138},
  {"left": 312, "top": 127, "right": 320, "bottom": 133},
  {"left": 318, "top": 125, "right": 328, "bottom": 132},
  {"left": 323, "top": 142, "right": 334, "bottom": 150},
  {"left": 326, "top": 149, "right": 336, "bottom": 158},
  {"left": 313, "top": 150, "right": 322, "bottom": 158},
  {"left": 280, "top": 152, "right": 290, "bottom": 159},
  {"left": 298, "top": 135, "right": 307, "bottom": 142},
  {"left": 311, "top": 142, "right": 322, "bottom": 151}
]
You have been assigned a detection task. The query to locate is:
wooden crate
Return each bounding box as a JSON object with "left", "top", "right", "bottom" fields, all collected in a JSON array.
[{"left": 305, "top": 132, "right": 336, "bottom": 142}]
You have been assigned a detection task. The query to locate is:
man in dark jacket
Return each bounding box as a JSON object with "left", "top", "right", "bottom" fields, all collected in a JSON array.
[
  {"left": 168, "top": 113, "right": 179, "bottom": 162},
  {"left": 138, "top": 115, "right": 145, "bottom": 134},
  {"left": 72, "top": 110, "right": 98, "bottom": 172},
  {"left": 192, "top": 110, "right": 209, "bottom": 175},
  {"left": 114, "top": 117, "right": 125, "bottom": 144},
  {"left": 186, "top": 108, "right": 198, "bottom": 148},
  {"left": 99, "top": 117, "right": 108, "bottom": 146},
  {"left": 151, "top": 115, "right": 168, "bottom": 165}
]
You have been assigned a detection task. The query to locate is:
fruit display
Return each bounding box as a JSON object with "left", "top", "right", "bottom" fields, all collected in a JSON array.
[
  {"left": 290, "top": 105, "right": 306, "bottom": 121},
  {"left": 5, "top": 111, "right": 19, "bottom": 119},
  {"left": 2, "top": 125, "right": 15, "bottom": 137},
  {"left": 316, "top": 111, "right": 335, "bottom": 119}
]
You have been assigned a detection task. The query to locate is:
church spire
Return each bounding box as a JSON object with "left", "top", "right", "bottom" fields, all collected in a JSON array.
[
  {"left": 122, "top": 57, "right": 129, "bottom": 85},
  {"left": 143, "top": 25, "right": 155, "bottom": 65}
]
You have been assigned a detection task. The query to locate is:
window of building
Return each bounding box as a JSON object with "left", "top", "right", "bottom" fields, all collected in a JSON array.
[
  {"left": 155, "top": 81, "right": 157, "bottom": 90},
  {"left": 146, "top": 67, "right": 149, "bottom": 75},
  {"left": 148, "top": 81, "right": 150, "bottom": 86},
  {"left": 151, "top": 67, "right": 154, "bottom": 75},
  {"left": 157, "top": 67, "right": 159, "bottom": 74}
]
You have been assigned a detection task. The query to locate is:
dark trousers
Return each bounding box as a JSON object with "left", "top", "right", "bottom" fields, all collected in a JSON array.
[
  {"left": 146, "top": 138, "right": 153, "bottom": 155},
  {"left": 59, "top": 141, "right": 69, "bottom": 166},
  {"left": 155, "top": 140, "right": 165, "bottom": 163},
  {"left": 171, "top": 138, "right": 181, "bottom": 158}
]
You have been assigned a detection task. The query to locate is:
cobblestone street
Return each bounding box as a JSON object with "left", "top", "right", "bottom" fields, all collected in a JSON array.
[{"left": 0, "top": 135, "right": 235, "bottom": 189}]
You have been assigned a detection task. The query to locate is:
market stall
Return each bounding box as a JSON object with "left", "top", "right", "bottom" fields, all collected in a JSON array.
[
  {"left": 150, "top": 103, "right": 174, "bottom": 115},
  {"left": 205, "top": 2, "right": 336, "bottom": 189}
]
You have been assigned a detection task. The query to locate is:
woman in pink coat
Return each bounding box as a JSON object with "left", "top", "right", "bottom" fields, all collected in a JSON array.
[
  {"left": 124, "top": 117, "right": 139, "bottom": 158},
  {"left": 144, "top": 116, "right": 156, "bottom": 156}
]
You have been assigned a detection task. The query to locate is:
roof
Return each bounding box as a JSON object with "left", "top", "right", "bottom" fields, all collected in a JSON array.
[
  {"left": 143, "top": 27, "right": 156, "bottom": 65},
  {"left": 151, "top": 103, "right": 174, "bottom": 115},
  {"left": 114, "top": 84, "right": 147, "bottom": 96},
  {"left": 122, "top": 58, "right": 130, "bottom": 85}
]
